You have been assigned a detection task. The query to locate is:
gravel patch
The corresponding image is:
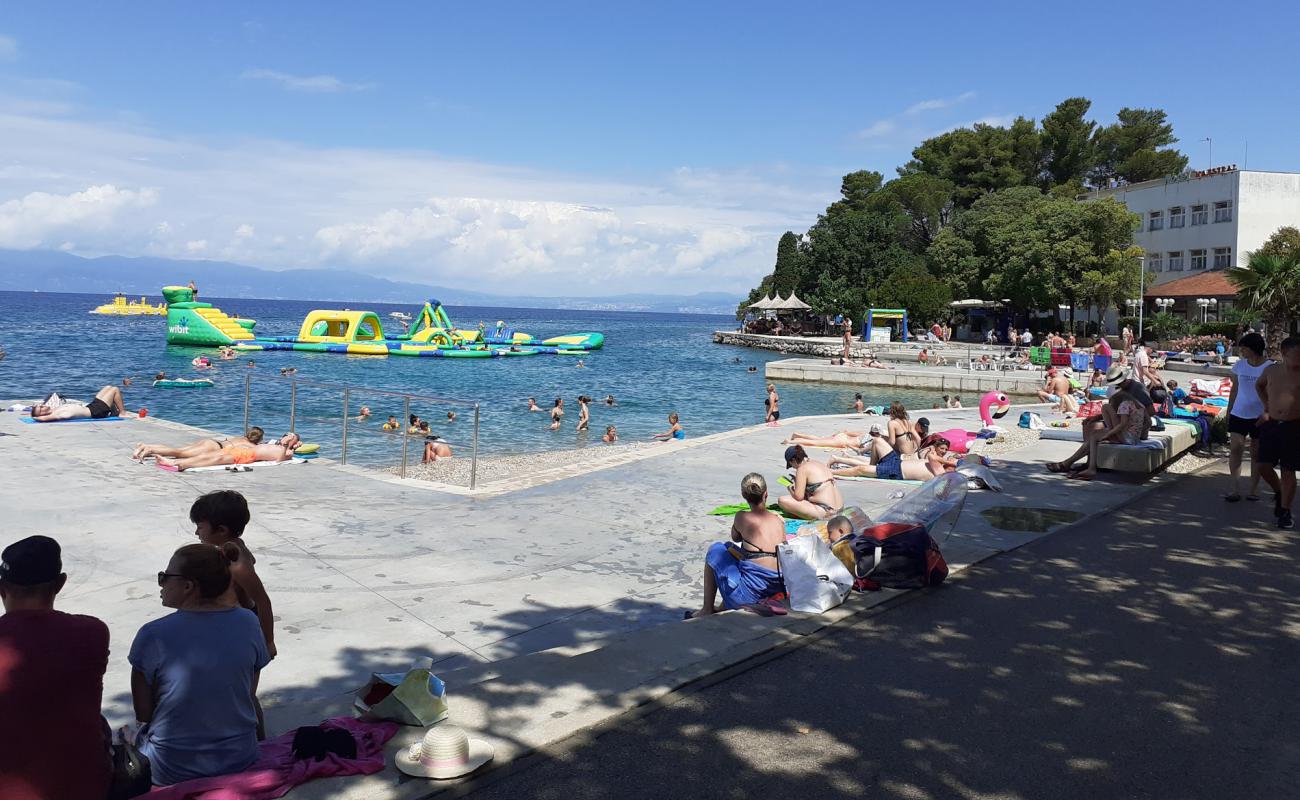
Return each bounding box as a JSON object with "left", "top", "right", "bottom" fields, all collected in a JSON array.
[
  {"left": 966, "top": 426, "right": 1039, "bottom": 457},
  {"left": 385, "top": 442, "right": 658, "bottom": 486}
]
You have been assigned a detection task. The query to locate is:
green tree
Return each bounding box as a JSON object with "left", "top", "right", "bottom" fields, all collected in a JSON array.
[
  {"left": 871, "top": 173, "right": 956, "bottom": 252},
  {"left": 770, "top": 231, "right": 806, "bottom": 296},
  {"left": 1253, "top": 226, "right": 1300, "bottom": 260},
  {"left": 900, "top": 124, "right": 1033, "bottom": 207},
  {"left": 877, "top": 264, "right": 953, "bottom": 328},
  {"left": 1091, "top": 108, "right": 1188, "bottom": 185},
  {"left": 801, "top": 201, "right": 920, "bottom": 314},
  {"left": 1228, "top": 252, "right": 1300, "bottom": 356},
  {"left": 1040, "top": 97, "right": 1096, "bottom": 188},
  {"left": 825, "top": 170, "right": 884, "bottom": 217}
]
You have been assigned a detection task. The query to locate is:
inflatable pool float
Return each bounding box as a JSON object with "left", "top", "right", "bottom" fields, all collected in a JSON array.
[
  {"left": 153, "top": 379, "right": 214, "bottom": 389},
  {"left": 935, "top": 428, "right": 979, "bottom": 454},
  {"left": 90, "top": 293, "right": 166, "bottom": 316},
  {"left": 978, "top": 391, "right": 1011, "bottom": 435},
  {"left": 555, "top": 349, "right": 588, "bottom": 356}
]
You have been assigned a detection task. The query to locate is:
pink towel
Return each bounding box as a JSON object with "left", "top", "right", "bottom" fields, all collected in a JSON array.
[{"left": 148, "top": 717, "right": 398, "bottom": 800}]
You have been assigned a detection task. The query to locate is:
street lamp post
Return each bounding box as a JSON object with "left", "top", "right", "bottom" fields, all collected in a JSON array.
[
  {"left": 1196, "top": 297, "right": 1218, "bottom": 324},
  {"left": 1136, "top": 255, "right": 1146, "bottom": 341}
]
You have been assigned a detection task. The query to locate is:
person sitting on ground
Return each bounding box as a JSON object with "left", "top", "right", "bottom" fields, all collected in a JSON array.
[
  {"left": 134, "top": 427, "right": 265, "bottom": 460},
  {"left": 690, "top": 473, "right": 786, "bottom": 618},
  {"left": 779, "top": 445, "right": 843, "bottom": 519},
  {"left": 0, "top": 536, "right": 112, "bottom": 800},
  {"left": 885, "top": 401, "right": 920, "bottom": 457},
  {"left": 917, "top": 348, "right": 930, "bottom": 365},
  {"left": 1037, "top": 368, "right": 1072, "bottom": 408},
  {"left": 977, "top": 354, "right": 992, "bottom": 370},
  {"left": 130, "top": 543, "right": 271, "bottom": 786},
  {"left": 654, "top": 412, "right": 686, "bottom": 441},
  {"left": 382, "top": 415, "right": 399, "bottom": 431},
  {"left": 1089, "top": 369, "right": 1109, "bottom": 397},
  {"left": 1166, "top": 379, "right": 1189, "bottom": 405},
  {"left": 29, "top": 385, "right": 126, "bottom": 422},
  {"left": 1045, "top": 388, "right": 1146, "bottom": 481},
  {"left": 849, "top": 393, "right": 865, "bottom": 413},
  {"left": 190, "top": 491, "right": 275, "bottom": 737},
  {"left": 422, "top": 435, "right": 453, "bottom": 463},
  {"left": 831, "top": 425, "right": 939, "bottom": 481},
  {"left": 157, "top": 433, "right": 301, "bottom": 471},
  {"left": 527, "top": 397, "right": 542, "bottom": 412},
  {"left": 602, "top": 425, "right": 618, "bottom": 443}
]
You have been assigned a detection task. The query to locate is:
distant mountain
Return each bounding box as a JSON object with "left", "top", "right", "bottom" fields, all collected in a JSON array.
[{"left": 0, "top": 249, "right": 740, "bottom": 315}]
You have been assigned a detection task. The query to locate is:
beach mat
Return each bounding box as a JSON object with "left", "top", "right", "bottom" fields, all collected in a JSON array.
[
  {"left": 156, "top": 458, "right": 310, "bottom": 473},
  {"left": 707, "top": 502, "right": 783, "bottom": 516},
  {"left": 836, "top": 475, "right": 924, "bottom": 485},
  {"left": 19, "top": 416, "right": 125, "bottom": 424}
]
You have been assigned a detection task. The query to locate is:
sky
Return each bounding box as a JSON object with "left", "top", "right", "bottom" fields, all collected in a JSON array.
[{"left": 1, "top": 1, "right": 1298, "bottom": 296}]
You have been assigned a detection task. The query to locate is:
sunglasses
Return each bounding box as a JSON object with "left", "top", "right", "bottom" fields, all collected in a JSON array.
[{"left": 157, "top": 571, "right": 187, "bottom": 586}]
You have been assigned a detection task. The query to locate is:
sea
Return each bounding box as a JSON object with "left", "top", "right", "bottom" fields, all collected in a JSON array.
[{"left": 0, "top": 291, "right": 934, "bottom": 464}]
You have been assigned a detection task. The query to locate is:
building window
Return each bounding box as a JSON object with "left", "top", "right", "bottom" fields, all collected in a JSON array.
[
  {"left": 1148, "top": 210, "right": 1164, "bottom": 231},
  {"left": 1214, "top": 200, "right": 1232, "bottom": 222},
  {"left": 1214, "top": 247, "right": 1232, "bottom": 268},
  {"left": 1190, "top": 249, "right": 1207, "bottom": 270},
  {"left": 1148, "top": 253, "right": 1163, "bottom": 271},
  {"left": 1191, "top": 204, "right": 1208, "bottom": 225},
  {"left": 1168, "top": 251, "right": 1184, "bottom": 271},
  {"left": 1169, "top": 206, "right": 1185, "bottom": 228}
]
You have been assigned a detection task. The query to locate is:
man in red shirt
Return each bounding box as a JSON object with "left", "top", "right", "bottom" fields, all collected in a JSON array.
[{"left": 0, "top": 536, "right": 112, "bottom": 800}]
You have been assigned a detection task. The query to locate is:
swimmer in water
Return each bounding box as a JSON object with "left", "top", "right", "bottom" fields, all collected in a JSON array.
[
  {"left": 527, "top": 397, "right": 542, "bottom": 412},
  {"left": 849, "top": 393, "right": 864, "bottom": 413},
  {"left": 605, "top": 394, "right": 616, "bottom": 406},
  {"left": 576, "top": 359, "right": 586, "bottom": 368},
  {"left": 602, "top": 425, "right": 618, "bottom": 442},
  {"left": 382, "top": 415, "right": 399, "bottom": 431},
  {"left": 446, "top": 411, "right": 457, "bottom": 423},
  {"left": 576, "top": 396, "right": 591, "bottom": 432},
  {"left": 550, "top": 397, "right": 564, "bottom": 430},
  {"left": 653, "top": 412, "right": 685, "bottom": 441},
  {"left": 356, "top": 406, "right": 371, "bottom": 422}
]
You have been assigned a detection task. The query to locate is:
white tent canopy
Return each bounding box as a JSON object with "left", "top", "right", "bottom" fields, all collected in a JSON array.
[
  {"left": 773, "top": 292, "right": 812, "bottom": 311},
  {"left": 748, "top": 295, "right": 778, "bottom": 310}
]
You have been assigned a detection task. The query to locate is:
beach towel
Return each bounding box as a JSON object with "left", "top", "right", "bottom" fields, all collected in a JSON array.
[
  {"left": 707, "top": 502, "right": 784, "bottom": 516},
  {"left": 147, "top": 716, "right": 396, "bottom": 800},
  {"left": 705, "top": 541, "right": 784, "bottom": 610},
  {"left": 156, "top": 459, "right": 309, "bottom": 473},
  {"left": 19, "top": 416, "right": 125, "bottom": 424}
]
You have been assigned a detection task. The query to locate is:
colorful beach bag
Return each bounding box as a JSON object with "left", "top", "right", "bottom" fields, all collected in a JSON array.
[
  {"left": 846, "top": 521, "right": 949, "bottom": 590},
  {"left": 354, "top": 657, "right": 449, "bottom": 726}
]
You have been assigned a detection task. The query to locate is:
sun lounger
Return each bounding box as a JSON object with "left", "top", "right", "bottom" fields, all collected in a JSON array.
[{"left": 1038, "top": 423, "right": 1196, "bottom": 473}]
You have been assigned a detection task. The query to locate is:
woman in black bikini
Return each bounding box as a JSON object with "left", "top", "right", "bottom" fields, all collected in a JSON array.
[
  {"left": 778, "top": 444, "right": 843, "bottom": 519},
  {"left": 885, "top": 401, "right": 919, "bottom": 457}
]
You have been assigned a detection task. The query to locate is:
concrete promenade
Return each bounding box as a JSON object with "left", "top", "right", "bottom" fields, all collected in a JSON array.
[
  {"left": 0, "top": 402, "right": 1202, "bottom": 798},
  {"left": 463, "top": 462, "right": 1288, "bottom": 800}
]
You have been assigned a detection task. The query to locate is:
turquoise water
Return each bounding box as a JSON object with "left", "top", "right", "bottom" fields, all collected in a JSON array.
[{"left": 0, "top": 291, "right": 934, "bottom": 463}]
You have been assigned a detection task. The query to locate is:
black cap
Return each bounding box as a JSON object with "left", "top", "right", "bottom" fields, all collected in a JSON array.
[
  {"left": 0, "top": 535, "right": 62, "bottom": 586},
  {"left": 784, "top": 445, "right": 806, "bottom": 468}
]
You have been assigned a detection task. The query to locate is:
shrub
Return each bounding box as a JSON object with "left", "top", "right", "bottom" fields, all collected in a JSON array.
[
  {"left": 1168, "top": 334, "right": 1231, "bottom": 353},
  {"left": 1194, "top": 322, "right": 1239, "bottom": 338},
  {"left": 1143, "top": 312, "right": 1192, "bottom": 342}
]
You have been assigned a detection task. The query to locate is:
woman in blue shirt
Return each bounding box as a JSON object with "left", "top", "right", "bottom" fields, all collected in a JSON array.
[{"left": 129, "top": 543, "right": 271, "bottom": 786}]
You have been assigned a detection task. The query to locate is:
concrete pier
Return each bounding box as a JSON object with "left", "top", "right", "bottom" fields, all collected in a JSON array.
[{"left": 765, "top": 358, "right": 1047, "bottom": 396}]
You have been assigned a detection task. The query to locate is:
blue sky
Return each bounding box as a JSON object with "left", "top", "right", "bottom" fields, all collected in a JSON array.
[{"left": 0, "top": 1, "right": 1297, "bottom": 294}]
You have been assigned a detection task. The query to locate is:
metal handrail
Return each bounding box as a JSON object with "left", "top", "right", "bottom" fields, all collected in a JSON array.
[{"left": 242, "top": 372, "right": 481, "bottom": 486}]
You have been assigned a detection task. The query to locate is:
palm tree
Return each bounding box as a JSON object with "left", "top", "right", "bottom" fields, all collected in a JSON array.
[{"left": 1229, "top": 252, "right": 1300, "bottom": 357}]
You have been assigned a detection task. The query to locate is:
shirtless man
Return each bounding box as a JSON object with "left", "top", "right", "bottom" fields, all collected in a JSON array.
[
  {"left": 157, "top": 433, "right": 301, "bottom": 472},
  {"left": 1255, "top": 336, "right": 1300, "bottom": 529},
  {"left": 29, "top": 386, "right": 125, "bottom": 422},
  {"left": 1037, "top": 369, "right": 1071, "bottom": 408},
  {"left": 830, "top": 426, "right": 938, "bottom": 481},
  {"left": 133, "top": 427, "right": 265, "bottom": 461}
]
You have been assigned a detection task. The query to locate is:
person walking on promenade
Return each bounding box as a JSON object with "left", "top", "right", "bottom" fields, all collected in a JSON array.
[
  {"left": 1254, "top": 336, "right": 1300, "bottom": 529},
  {"left": 1225, "top": 333, "right": 1278, "bottom": 503}
]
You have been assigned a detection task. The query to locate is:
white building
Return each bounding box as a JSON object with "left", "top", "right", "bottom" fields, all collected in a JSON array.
[{"left": 1086, "top": 167, "right": 1300, "bottom": 287}]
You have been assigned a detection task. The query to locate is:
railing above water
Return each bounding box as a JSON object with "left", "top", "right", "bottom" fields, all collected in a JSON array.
[{"left": 242, "top": 373, "right": 481, "bottom": 486}]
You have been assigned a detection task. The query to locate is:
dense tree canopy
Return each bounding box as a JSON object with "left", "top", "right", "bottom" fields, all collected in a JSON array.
[
  {"left": 1253, "top": 226, "right": 1300, "bottom": 261},
  {"left": 739, "top": 96, "right": 1184, "bottom": 319}
]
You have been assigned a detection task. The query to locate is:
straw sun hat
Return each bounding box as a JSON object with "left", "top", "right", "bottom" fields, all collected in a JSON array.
[{"left": 396, "top": 724, "right": 494, "bottom": 779}]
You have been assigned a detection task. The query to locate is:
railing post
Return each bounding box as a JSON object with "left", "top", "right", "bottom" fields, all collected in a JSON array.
[
  {"left": 341, "top": 388, "right": 350, "bottom": 466},
  {"left": 470, "top": 403, "right": 480, "bottom": 490},
  {"left": 289, "top": 381, "right": 297, "bottom": 433},
  {"left": 401, "top": 396, "right": 410, "bottom": 479},
  {"left": 243, "top": 373, "right": 250, "bottom": 435}
]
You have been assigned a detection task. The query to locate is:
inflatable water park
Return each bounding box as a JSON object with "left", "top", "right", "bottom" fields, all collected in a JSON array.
[
  {"left": 161, "top": 286, "right": 604, "bottom": 358},
  {"left": 90, "top": 293, "right": 167, "bottom": 316}
]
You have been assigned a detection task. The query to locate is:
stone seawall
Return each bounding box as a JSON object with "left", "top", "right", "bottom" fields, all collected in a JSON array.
[{"left": 763, "top": 358, "right": 1046, "bottom": 397}]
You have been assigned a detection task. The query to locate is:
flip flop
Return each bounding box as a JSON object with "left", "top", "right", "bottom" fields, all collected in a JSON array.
[
  {"left": 1067, "top": 472, "right": 1094, "bottom": 481},
  {"left": 1224, "top": 493, "right": 1242, "bottom": 503},
  {"left": 1045, "top": 463, "right": 1067, "bottom": 473}
]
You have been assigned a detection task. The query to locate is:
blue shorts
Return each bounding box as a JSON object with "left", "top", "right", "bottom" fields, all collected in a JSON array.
[
  {"left": 705, "top": 542, "right": 782, "bottom": 609},
  {"left": 876, "top": 450, "right": 903, "bottom": 480}
]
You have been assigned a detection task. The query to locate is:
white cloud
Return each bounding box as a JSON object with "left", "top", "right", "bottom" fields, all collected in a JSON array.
[
  {"left": 856, "top": 119, "right": 898, "bottom": 141},
  {"left": 0, "top": 184, "right": 156, "bottom": 249},
  {"left": 241, "top": 68, "right": 374, "bottom": 93},
  {"left": 905, "top": 91, "right": 976, "bottom": 115},
  {"left": 0, "top": 35, "right": 17, "bottom": 62},
  {"left": 0, "top": 95, "right": 835, "bottom": 294}
]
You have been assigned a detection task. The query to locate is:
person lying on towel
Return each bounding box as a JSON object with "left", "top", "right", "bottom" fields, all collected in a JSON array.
[
  {"left": 829, "top": 425, "right": 940, "bottom": 481},
  {"left": 157, "top": 433, "right": 301, "bottom": 472},
  {"left": 29, "top": 386, "right": 125, "bottom": 421},
  {"left": 133, "top": 427, "right": 265, "bottom": 461},
  {"left": 689, "top": 473, "right": 785, "bottom": 618}
]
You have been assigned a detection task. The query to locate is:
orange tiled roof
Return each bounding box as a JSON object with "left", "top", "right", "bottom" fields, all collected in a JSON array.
[{"left": 1144, "top": 270, "right": 1240, "bottom": 298}]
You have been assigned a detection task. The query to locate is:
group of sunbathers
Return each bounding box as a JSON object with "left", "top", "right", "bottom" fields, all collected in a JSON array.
[
  {"left": 781, "top": 401, "right": 959, "bottom": 497},
  {"left": 132, "top": 428, "right": 302, "bottom": 471}
]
